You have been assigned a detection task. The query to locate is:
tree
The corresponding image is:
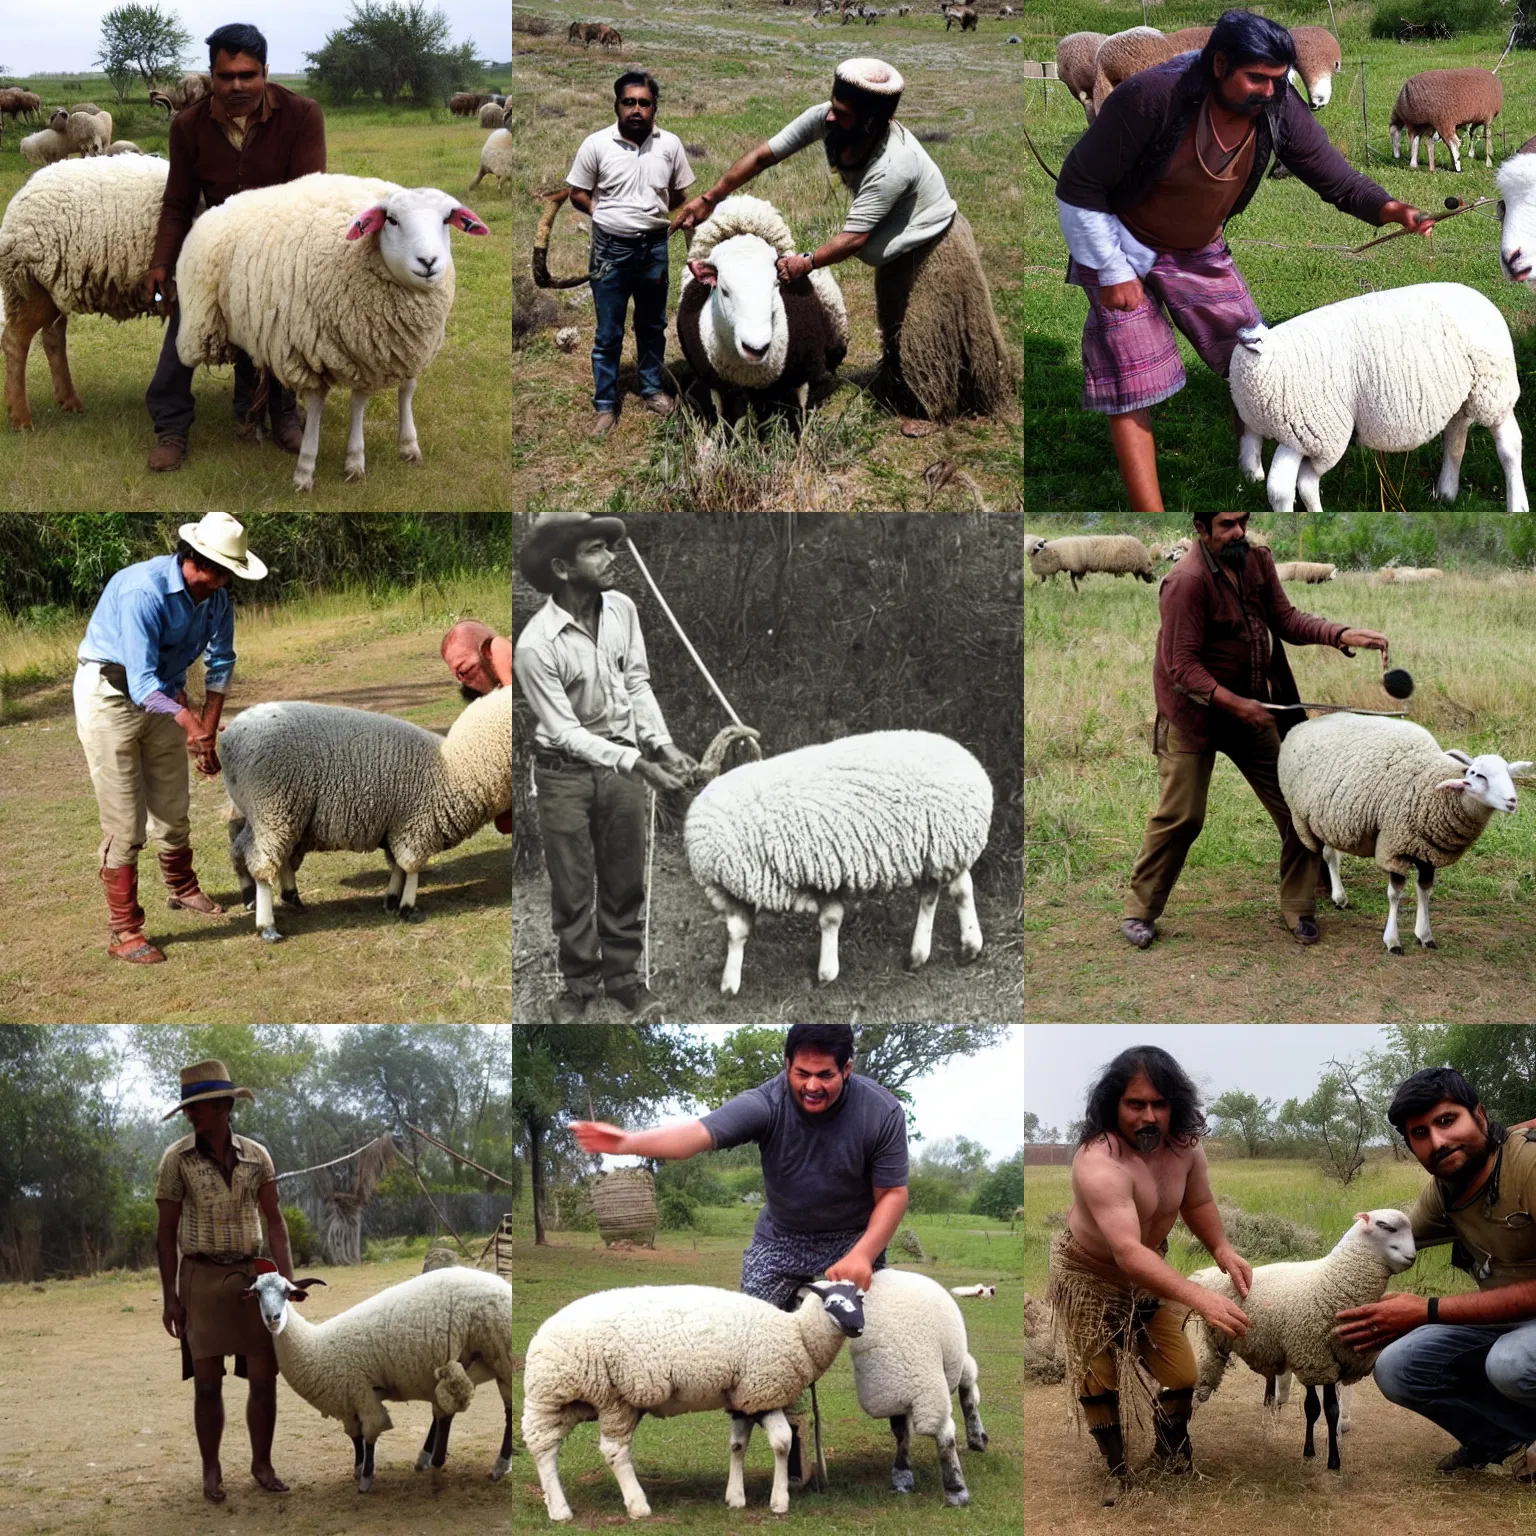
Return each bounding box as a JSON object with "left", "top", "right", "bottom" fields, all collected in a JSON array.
[
  {"left": 916, "top": 1136, "right": 993, "bottom": 1179},
  {"left": 1296, "top": 1060, "right": 1373, "bottom": 1185},
  {"left": 95, "top": 4, "right": 193, "bottom": 105},
  {"left": 1360, "top": 1024, "right": 1449, "bottom": 1159},
  {"left": 1208, "top": 1090, "right": 1276, "bottom": 1158},
  {"left": 971, "top": 1149, "right": 1024, "bottom": 1219},
  {"left": 306, "top": 0, "right": 483, "bottom": 105},
  {"left": 1022, "top": 1112, "right": 1061, "bottom": 1145},
  {"left": 1441, "top": 1025, "right": 1536, "bottom": 1126}
]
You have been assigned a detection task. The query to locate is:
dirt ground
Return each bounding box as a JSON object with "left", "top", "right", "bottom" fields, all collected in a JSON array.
[{"left": 0, "top": 1259, "right": 508, "bottom": 1536}]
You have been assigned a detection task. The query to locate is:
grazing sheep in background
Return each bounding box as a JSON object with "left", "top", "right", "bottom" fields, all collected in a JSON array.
[
  {"left": 469, "top": 128, "right": 512, "bottom": 193},
  {"left": 1391, "top": 68, "right": 1502, "bottom": 172},
  {"left": 222, "top": 688, "right": 511, "bottom": 942},
  {"left": 1029, "top": 534, "right": 1156, "bottom": 589},
  {"left": 1277, "top": 713, "right": 1531, "bottom": 952},
  {"left": 1057, "top": 31, "right": 1107, "bottom": 122},
  {"left": 0, "top": 87, "right": 44, "bottom": 129},
  {"left": 148, "top": 71, "right": 210, "bottom": 115},
  {"left": 104, "top": 140, "right": 145, "bottom": 155},
  {"left": 478, "top": 101, "right": 505, "bottom": 128},
  {"left": 951, "top": 1284, "right": 996, "bottom": 1298},
  {"left": 684, "top": 725, "right": 992, "bottom": 994},
  {"left": 1274, "top": 561, "right": 1337, "bottom": 583},
  {"left": 1376, "top": 566, "right": 1443, "bottom": 584},
  {"left": 1091, "top": 27, "right": 1211, "bottom": 113},
  {"left": 18, "top": 123, "right": 72, "bottom": 166},
  {"left": 47, "top": 106, "right": 110, "bottom": 156},
  {"left": 174, "top": 173, "right": 489, "bottom": 492},
  {"left": 1288, "top": 26, "right": 1341, "bottom": 109},
  {"left": 596, "top": 23, "right": 623, "bottom": 47},
  {"left": 943, "top": 6, "right": 977, "bottom": 32},
  {"left": 448, "top": 90, "right": 489, "bottom": 114},
  {"left": 1231, "top": 283, "right": 1526, "bottom": 514}
]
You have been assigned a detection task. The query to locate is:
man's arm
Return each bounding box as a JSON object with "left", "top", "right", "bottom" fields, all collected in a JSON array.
[
  {"left": 157, "top": 1198, "right": 184, "bottom": 1337},
  {"left": 669, "top": 142, "right": 776, "bottom": 232},
  {"left": 512, "top": 635, "right": 642, "bottom": 773},
  {"left": 257, "top": 1179, "right": 294, "bottom": 1280},
  {"left": 1177, "top": 1142, "right": 1251, "bottom": 1296},
  {"left": 572, "top": 1118, "right": 714, "bottom": 1160}
]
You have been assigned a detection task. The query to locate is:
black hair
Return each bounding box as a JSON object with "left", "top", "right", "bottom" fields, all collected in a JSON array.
[
  {"left": 831, "top": 74, "right": 901, "bottom": 128},
  {"left": 1197, "top": 9, "right": 1296, "bottom": 83},
  {"left": 1192, "top": 511, "right": 1248, "bottom": 531},
  {"left": 207, "top": 23, "right": 268, "bottom": 70},
  {"left": 1078, "top": 1045, "right": 1207, "bottom": 1149},
  {"left": 784, "top": 1024, "right": 854, "bottom": 1070},
  {"left": 174, "top": 538, "right": 227, "bottom": 578},
  {"left": 614, "top": 71, "right": 660, "bottom": 107},
  {"left": 1387, "top": 1067, "right": 1504, "bottom": 1145}
]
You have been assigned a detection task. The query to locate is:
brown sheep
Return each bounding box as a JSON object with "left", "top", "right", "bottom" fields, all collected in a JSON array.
[{"left": 1390, "top": 68, "right": 1502, "bottom": 173}]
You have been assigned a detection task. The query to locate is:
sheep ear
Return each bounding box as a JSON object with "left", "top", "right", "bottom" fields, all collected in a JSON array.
[
  {"left": 448, "top": 205, "right": 489, "bottom": 235},
  {"left": 347, "top": 206, "right": 388, "bottom": 240},
  {"left": 687, "top": 258, "right": 719, "bottom": 287},
  {"left": 1445, "top": 749, "right": 1473, "bottom": 766},
  {"left": 1354, "top": 1211, "right": 1371, "bottom": 1226},
  {"left": 1507, "top": 761, "right": 1534, "bottom": 776},
  {"left": 1434, "top": 777, "right": 1469, "bottom": 794}
]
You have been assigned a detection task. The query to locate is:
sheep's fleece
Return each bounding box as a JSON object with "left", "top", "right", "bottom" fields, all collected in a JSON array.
[{"left": 1029, "top": 534, "right": 1155, "bottom": 585}]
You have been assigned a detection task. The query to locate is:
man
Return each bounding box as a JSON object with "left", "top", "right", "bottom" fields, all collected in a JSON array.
[
  {"left": 1122, "top": 509, "right": 1390, "bottom": 950},
  {"left": 75, "top": 513, "right": 268, "bottom": 963},
  {"left": 513, "top": 513, "right": 696, "bottom": 1023},
  {"left": 567, "top": 71, "right": 694, "bottom": 440},
  {"left": 154, "top": 1059, "right": 294, "bottom": 1502},
  {"left": 571, "top": 1023, "right": 908, "bottom": 1490},
  {"left": 443, "top": 618, "right": 512, "bottom": 833},
  {"left": 1336, "top": 1067, "right": 1536, "bottom": 1479},
  {"left": 671, "top": 58, "right": 1009, "bottom": 422},
  {"left": 144, "top": 23, "right": 326, "bottom": 472},
  {"left": 1055, "top": 10, "right": 1435, "bottom": 510},
  {"left": 1046, "top": 1045, "right": 1252, "bottom": 1506}
]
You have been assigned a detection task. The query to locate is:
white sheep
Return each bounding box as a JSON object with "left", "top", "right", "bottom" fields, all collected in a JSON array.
[
  {"left": 221, "top": 688, "right": 511, "bottom": 942},
  {"left": 478, "top": 100, "right": 506, "bottom": 128},
  {"left": 1273, "top": 561, "right": 1336, "bottom": 582},
  {"left": 244, "top": 1268, "right": 512, "bottom": 1491},
  {"left": 468, "top": 127, "right": 512, "bottom": 194},
  {"left": 1391, "top": 69, "right": 1502, "bottom": 173},
  {"left": 683, "top": 726, "right": 992, "bottom": 994},
  {"left": 850, "top": 1269, "right": 987, "bottom": 1505},
  {"left": 1029, "top": 534, "right": 1156, "bottom": 589},
  {"left": 1496, "top": 139, "right": 1536, "bottom": 285},
  {"left": 18, "top": 123, "right": 72, "bottom": 166},
  {"left": 1188, "top": 1209, "right": 1416, "bottom": 1471},
  {"left": 1376, "top": 566, "right": 1443, "bottom": 584},
  {"left": 1231, "top": 283, "right": 1527, "bottom": 514},
  {"left": 521, "top": 1280, "right": 865, "bottom": 1521},
  {"left": 1023, "top": 532, "right": 1049, "bottom": 557},
  {"left": 1277, "top": 712, "right": 1531, "bottom": 952},
  {"left": 173, "top": 172, "right": 490, "bottom": 492},
  {"left": 950, "top": 1284, "right": 996, "bottom": 1298},
  {"left": 1289, "top": 26, "right": 1341, "bottom": 110}
]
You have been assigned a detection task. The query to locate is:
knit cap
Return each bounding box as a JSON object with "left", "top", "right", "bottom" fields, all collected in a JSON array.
[{"left": 832, "top": 57, "right": 904, "bottom": 119}]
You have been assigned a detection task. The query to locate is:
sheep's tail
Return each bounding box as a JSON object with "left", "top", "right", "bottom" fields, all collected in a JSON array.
[{"left": 434, "top": 1359, "right": 476, "bottom": 1415}]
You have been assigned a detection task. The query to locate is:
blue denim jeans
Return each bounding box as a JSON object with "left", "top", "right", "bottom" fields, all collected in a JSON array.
[
  {"left": 589, "top": 226, "right": 670, "bottom": 412},
  {"left": 1374, "top": 1319, "right": 1536, "bottom": 1460}
]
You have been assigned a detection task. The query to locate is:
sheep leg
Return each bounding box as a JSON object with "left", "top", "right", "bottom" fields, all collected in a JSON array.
[
  {"left": 1413, "top": 859, "right": 1436, "bottom": 949},
  {"left": 795, "top": 380, "right": 808, "bottom": 437},
  {"left": 351, "top": 1432, "right": 377, "bottom": 1491},
  {"left": 934, "top": 1408, "right": 969, "bottom": 1507},
  {"left": 1435, "top": 413, "right": 1470, "bottom": 503},
  {"left": 384, "top": 858, "right": 406, "bottom": 910},
  {"left": 1323, "top": 1381, "right": 1341, "bottom": 1471},
  {"left": 397, "top": 377, "right": 422, "bottom": 463},
  {"left": 1296, "top": 457, "right": 1323, "bottom": 514},
  {"left": 1493, "top": 414, "right": 1528, "bottom": 512},
  {"left": 1384, "top": 871, "right": 1407, "bottom": 954},
  {"left": 726, "top": 1412, "right": 754, "bottom": 1508},
  {"left": 343, "top": 389, "right": 368, "bottom": 481},
  {"left": 529, "top": 1433, "right": 575, "bottom": 1521},
  {"left": 294, "top": 387, "right": 327, "bottom": 492},
  {"left": 1446, "top": 130, "right": 1462, "bottom": 174},
  {"left": 36, "top": 307, "right": 83, "bottom": 414},
  {"left": 1302, "top": 1382, "right": 1320, "bottom": 1458},
  {"left": 2, "top": 280, "right": 68, "bottom": 428},
  {"left": 1275, "top": 1370, "right": 1293, "bottom": 1411},
  {"left": 907, "top": 879, "right": 941, "bottom": 970},
  {"left": 1484, "top": 119, "right": 1493, "bottom": 169},
  {"left": 950, "top": 868, "right": 983, "bottom": 962},
  {"left": 254, "top": 880, "right": 283, "bottom": 943},
  {"left": 762, "top": 1408, "right": 792, "bottom": 1514},
  {"left": 426, "top": 1413, "right": 452, "bottom": 1469},
  {"left": 415, "top": 1416, "right": 439, "bottom": 1470},
  {"left": 1265, "top": 442, "right": 1304, "bottom": 512},
  {"left": 1410, "top": 132, "right": 1421, "bottom": 170},
  {"left": 278, "top": 861, "right": 304, "bottom": 909},
  {"left": 1237, "top": 425, "right": 1265, "bottom": 482},
  {"left": 816, "top": 898, "right": 844, "bottom": 984},
  {"left": 396, "top": 868, "right": 422, "bottom": 922},
  {"left": 599, "top": 1429, "right": 650, "bottom": 1518},
  {"left": 889, "top": 1414, "right": 914, "bottom": 1491},
  {"left": 720, "top": 899, "right": 753, "bottom": 995},
  {"left": 958, "top": 1358, "right": 988, "bottom": 1451},
  {"left": 1322, "top": 845, "right": 1348, "bottom": 908},
  {"left": 1390, "top": 122, "right": 1401, "bottom": 161},
  {"left": 492, "top": 1399, "right": 511, "bottom": 1480}
]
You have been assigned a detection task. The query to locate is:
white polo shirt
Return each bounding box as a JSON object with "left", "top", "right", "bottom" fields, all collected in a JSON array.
[
  {"left": 767, "top": 103, "right": 957, "bottom": 266},
  {"left": 566, "top": 124, "right": 696, "bottom": 237}
]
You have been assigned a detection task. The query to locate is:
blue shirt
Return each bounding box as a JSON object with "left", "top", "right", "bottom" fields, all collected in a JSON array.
[{"left": 78, "top": 555, "right": 236, "bottom": 713}]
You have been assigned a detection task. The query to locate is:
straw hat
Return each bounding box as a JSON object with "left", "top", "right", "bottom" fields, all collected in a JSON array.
[
  {"left": 517, "top": 512, "right": 627, "bottom": 594},
  {"left": 162, "top": 1059, "right": 256, "bottom": 1120},
  {"left": 177, "top": 512, "right": 268, "bottom": 580}
]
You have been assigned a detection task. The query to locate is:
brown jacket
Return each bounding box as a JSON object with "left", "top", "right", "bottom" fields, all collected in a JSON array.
[
  {"left": 151, "top": 80, "right": 327, "bottom": 273},
  {"left": 1153, "top": 540, "right": 1347, "bottom": 754}
]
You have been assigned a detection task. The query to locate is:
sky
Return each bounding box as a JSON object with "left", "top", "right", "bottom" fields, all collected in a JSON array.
[
  {"left": 7, "top": 2, "right": 511, "bottom": 76},
  {"left": 1025, "top": 1025, "right": 1394, "bottom": 1135}
]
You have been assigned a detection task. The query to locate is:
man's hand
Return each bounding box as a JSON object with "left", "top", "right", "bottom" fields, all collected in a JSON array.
[
  {"left": 825, "top": 1253, "right": 874, "bottom": 1293},
  {"left": 1380, "top": 199, "right": 1435, "bottom": 237},
  {"left": 670, "top": 194, "right": 715, "bottom": 234},
  {"left": 657, "top": 743, "right": 698, "bottom": 776},
  {"left": 776, "top": 252, "right": 814, "bottom": 285},
  {"left": 1193, "top": 1291, "right": 1249, "bottom": 1339},
  {"left": 1333, "top": 1292, "right": 1428, "bottom": 1350},
  {"left": 571, "top": 1120, "right": 632, "bottom": 1155},
  {"left": 162, "top": 1295, "right": 186, "bottom": 1339},
  {"left": 635, "top": 758, "right": 686, "bottom": 792},
  {"left": 143, "top": 264, "right": 176, "bottom": 307},
  {"left": 1227, "top": 695, "right": 1277, "bottom": 730},
  {"left": 1337, "top": 628, "right": 1391, "bottom": 664},
  {"left": 1214, "top": 1245, "right": 1253, "bottom": 1300},
  {"left": 1096, "top": 277, "right": 1145, "bottom": 313}
]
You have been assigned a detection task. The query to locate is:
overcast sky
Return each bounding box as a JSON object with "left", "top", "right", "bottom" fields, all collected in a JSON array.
[
  {"left": 9, "top": 3, "right": 510, "bottom": 76},
  {"left": 1026, "top": 1025, "right": 1393, "bottom": 1134}
]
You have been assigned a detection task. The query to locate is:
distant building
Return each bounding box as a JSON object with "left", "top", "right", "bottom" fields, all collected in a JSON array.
[{"left": 1024, "top": 1144, "right": 1072, "bottom": 1167}]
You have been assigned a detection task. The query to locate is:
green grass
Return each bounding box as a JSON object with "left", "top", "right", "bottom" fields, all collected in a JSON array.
[{"left": 1025, "top": 3, "right": 1536, "bottom": 510}]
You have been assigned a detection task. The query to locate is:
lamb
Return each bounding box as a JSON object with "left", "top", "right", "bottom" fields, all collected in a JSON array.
[
  {"left": 478, "top": 100, "right": 505, "bottom": 128},
  {"left": 1376, "top": 565, "right": 1443, "bottom": 584},
  {"left": 849, "top": 1269, "right": 987, "bottom": 1506},
  {"left": 1057, "top": 31, "right": 1107, "bottom": 122},
  {"left": 1496, "top": 139, "right": 1536, "bottom": 284},
  {"left": 521, "top": 1281, "right": 865, "bottom": 1521},
  {"left": 675, "top": 194, "right": 848, "bottom": 428},
  {"left": 244, "top": 1268, "right": 512, "bottom": 1491},
  {"left": 1391, "top": 68, "right": 1502, "bottom": 173},
  {"left": 683, "top": 726, "right": 992, "bottom": 994},
  {"left": 221, "top": 687, "right": 512, "bottom": 942},
  {"left": 1277, "top": 713, "right": 1531, "bottom": 953},
  {"left": 1029, "top": 534, "right": 1156, "bottom": 589},
  {"left": 950, "top": 1284, "right": 996, "bottom": 1298},
  {"left": 1274, "top": 561, "right": 1337, "bottom": 582},
  {"left": 1187, "top": 1209, "right": 1416, "bottom": 1471},
  {"left": 1289, "top": 26, "right": 1341, "bottom": 110},
  {"left": 173, "top": 173, "right": 489, "bottom": 492},
  {"left": 468, "top": 127, "right": 512, "bottom": 193},
  {"left": 1230, "top": 283, "right": 1527, "bottom": 514}
]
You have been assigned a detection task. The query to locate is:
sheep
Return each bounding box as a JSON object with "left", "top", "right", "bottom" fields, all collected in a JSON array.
[
  {"left": 521, "top": 1281, "right": 866, "bottom": 1521},
  {"left": 0, "top": 153, "right": 168, "bottom": 430},
  {"left": 1057, "top": 31, "right": 1107, "bottom": 122},
  {"left": 950, "top": 1284, "right": 997, "bottom": 1298},
  {"left": 148, "top": 71, "right": 211, "bottom": 115},
  {"left": 1391, "top": 68, "right": 1502, "bottom": 173},
  {"left": 1188, "top": 1209, "right": 1416, "bottom": 1471},
  {"left": 675, "top": 194, "right": 848, "bottom": 428},
  {"left": 1496, "top": 139, "right": 1536, "bottom": 284},
  {"left": 173, "top": 173, "right": 490, "bottom": 493},
  {"left": 850, "top": 1269, "right": 987, "bottom": 1506},
  {"left": 468, "top": 127, "right": 512, "bottom": 194},
  {"left": 478, "top": 100, "right": 505, "bottom": 128},
  {"left": 1289, "top": 26, "right": 1341, "bottom": 110},
  {"left": 46, "top": 106, "right": 110, "bottom": 157},
  {"left": 221, "top": 687, "right": 512, "bottom": 942},
  {"left": 18, "top": 124, "right": 72, "bottom": 167},
  {"left": 596, "top": 23, "right": 623, "bottom": 47},
  {"left": 0, "top": 88, "right": 44, "bottom": 129},
  {"left": 683, "top": 725, "right": 991, "bottom": 994},
  {"left": 448, "top": 90, "right": 488, "bottom": 115},
  {"left": 104, "top": 140, "right": 145, "bottom": 155},
  {"left": 1375, "top": 566, "right": 1443, "bottom": 584},
  {"left": 1029, "top": 534, "right": 1156, "bottom": 590},
  {"left": 1091, "top": 27, "right": 1170, "bottom": 113},
  {"left": 244, "top": 1267, "right": 512, "bottom": 1491},
  {"left": 1277, "top": 713, "right": 1531, "bottom": 952},
  {"left": 943, "top": 6, "right": 977, "bottom": 31},
  {"left": 1230, "top": 283, "right": 1527, "bottom": 514},
  {"left": 1274, "top": 561, "right": 1337, "bottom": 583},
  {"left": 1023, "top": 531, "right": 1049, "bottom": 557}
]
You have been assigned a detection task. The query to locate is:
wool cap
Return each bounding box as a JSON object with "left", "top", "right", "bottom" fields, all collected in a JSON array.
[
  {"left": 517, "top": 512, "right": 628, "bottom": 594},
  {"left": 163, "top": 1059, "right": 256, "bottom": 1120},
  {"left": 833, "top": 58, "right": 905, "bottom": 120}
]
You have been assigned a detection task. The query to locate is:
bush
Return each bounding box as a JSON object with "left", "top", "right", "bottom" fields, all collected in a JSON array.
[
  {"left": 1204, "top": 1198, "right": 1322, "bottom": 1261},
  {"left": 906, "top": 1174, "right": 964, "bottom": 1215},
  {"left": 1369, "top": 0, "right": 1500, "bottom": 40},
  {"left": 657, "top": 1190, "right": 700, "bottom": 1230},
  {"left": 282, "top": 1203, "right": 317, "bottom": 1265},
  {"left": 513, "top": 13, "right": 552, "bottom": 35}
]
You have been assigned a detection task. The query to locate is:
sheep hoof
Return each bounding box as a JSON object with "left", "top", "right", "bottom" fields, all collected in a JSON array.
[
  {"left": 280, "top": 891, "right": 305, "bottom": 911},
  {"left": 1420, "top": 938, "right": 1437, "bottom": 950},
  {"left": 944, "top": 1488, "right": 970, "bottom": 1507},
  {"left": 398, "top": 905, "right": 424, "bottom": 923},
  {"left": 1331, "top": 895, "right": 1348, "bottom": 910},
  {"left": 238, "top": 887, "right": 257, "bottom": 909},
  {"left": 968, "top": 1431, "right": 989, "bottom": 1452},
  {"left": 956, "top": 942, "right": 982, "bottom": 966},
  {"left": 357, "top": 1475, "right": 373, "bottom": 1493},
  {"left": 384, "top": 892, "right": 400, "bottom": 911},
  {"left": 890, "top": 1469, "right": 914, "bottom": 1493},
  {"left": 1387, "top": 942, "right": 1404, "bottom": 955},
  {"left": 259, "top": 926, "right": 284, "bottom": 944}
]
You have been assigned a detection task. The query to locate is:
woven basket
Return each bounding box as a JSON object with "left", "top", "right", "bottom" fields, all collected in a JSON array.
[{"left": 592, "top": 1168, "right": 657, "bottom": 1248}]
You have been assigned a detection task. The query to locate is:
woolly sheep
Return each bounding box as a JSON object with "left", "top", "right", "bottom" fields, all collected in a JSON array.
[
  {"left": 468, "top": 127, "right": 512, "bottom": 194},
  {"left": 1376, "top": 566, "right": 1443, "bottom": 584},
  {"left": 47, "top": 106, "right": 110, "bottom": 156},
  {"left": 105, "top": 140, "right": 144, "bottom": 155},
  {"left": 478, "top": 100, "right": 506, "bottom": 128},
  {"left": 1231, "top": 283, "right": 1527, "bottom": 514},
  {"left": 676, "top": 195, "right": 848, "bottom": 427},
  {"left": 148, "top": 72, "right": 211, "bottom": 115},
  {"left": 1091, "top": 27, "right": 1168, "bottom": 113},
  {"left": 18, "top": 124, "right": 71, "bottom": 167},
  {"left": 244, "top": 1268, "right": 512, "bottom": 1491},
  {"left": 173, "top": 172, "right": 490, "bottom": 492},
  {"left": 1277, "top": 712, "right": 1531, "bottom": 952},
  {"left": 1029, "top": 534, "right": 1156, "bottom": 589},
  {"left": 0, "top": 153, "right": 168, "bottom": 429},
  {"left": 1274, "top": 561, "right": 1337, "bottom": 583},
  {"left": 1496, "top": 140, "right": 1536, "bottom": 285},
  {"left": 221, "top": 688, "right": 512, "bottom": 942},
  {"left": 1057, "top": 32, "right": 1107, "bottom": 122},
  {"left": 1289, "top": 26, "right": 1341, "bottom": 110},
  {"left": 950, "top": 1284, "right": 996, "bottom": 1298},
  {"left": 850, "top": 1269, "right": 987, "bottom": 1505},
  {"left": 1188, "top": 1209, "right": 1415, "bottom": 1471},
  {"left": 521, "top": 1281, "right": 865, "bottom": 1521},
  {"left": 1023, "top": 531, "right": 1049, "bottom": 558},
  {"left": 0, "top": 88, "right": 44, "bottom": 128},
  {"left": 1391, "top": 69, "right": 1501, "bottom": 173},
  {"left": 684, "top": 726, "right": 992, "bottom": 994}
]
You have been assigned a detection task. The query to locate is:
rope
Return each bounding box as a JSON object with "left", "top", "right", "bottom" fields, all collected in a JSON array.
[
  {"left": 275, "top": 1134, "right": 392, "bottom": 1181},
  {"left": 404, "top": 1122, "right": 513, "bottom": 1188},
  {"left": 642, "top": 785, "right": 657, "bottom": 986}
]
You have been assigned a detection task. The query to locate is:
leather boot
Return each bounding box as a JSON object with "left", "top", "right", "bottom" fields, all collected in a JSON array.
[
  {"left": 1082, "top": 1389, "right": 1127, "bottom": 1505},
  {"left": 159, "top": 848, "right": 225, "bottom": 915},
  {"left": 101, "top": 865, "right": 165, "bottom": 963},
  {"left": 1153, "top": 1386, "right": 1195, "bottom": 1472},
  {"left": 147, "top": 435, "right": 187, "bottom": 472}
]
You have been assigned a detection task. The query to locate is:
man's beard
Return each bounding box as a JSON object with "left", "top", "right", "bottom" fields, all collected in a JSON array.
[
  {"left": 1215, "top": 76, "right": 1270, "bottom": 117},
  {"left": 1432, "top": 1134, "right": 1493, "bottom": 1192},
  {"left": 1132, "top": 1125, "right": 1162, "bottom": 1154},
  {"left": 619, "top": 115, "right": 651, "bottom": 142},
  {"left": 1219, "top": 538, "right": 1250, "bottom": 569},
  {"left": 825, "top": 118, "right": 883, "bottom": 170}
]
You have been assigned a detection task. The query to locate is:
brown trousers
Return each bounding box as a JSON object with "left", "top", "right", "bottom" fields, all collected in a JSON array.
[
  {"left": 1080, "top": 1298, "right": 1199, "bottom": 1428},
  {"left": 1126, "top": 718, "right": 1322, "bottom": 925}
]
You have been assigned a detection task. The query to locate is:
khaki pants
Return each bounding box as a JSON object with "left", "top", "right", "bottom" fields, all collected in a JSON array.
[
  {"left": 73, "top": 662, "right": 190, "bottom": 870},
  {"left": 1126, "top": 718, "right": 1322, "bottom": 926},
  {"left": 1080, "top": 1297, "right": 1198, "bottom": 1428}
]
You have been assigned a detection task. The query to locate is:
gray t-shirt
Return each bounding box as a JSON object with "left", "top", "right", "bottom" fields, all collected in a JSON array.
[{"left": 700, "top": 1070, "right": 908, "bottom": 1238}]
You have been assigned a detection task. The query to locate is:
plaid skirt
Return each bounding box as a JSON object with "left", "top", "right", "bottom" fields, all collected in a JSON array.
[{"left": 741, "top": 1225, "right": 889, "bottom": 1311}]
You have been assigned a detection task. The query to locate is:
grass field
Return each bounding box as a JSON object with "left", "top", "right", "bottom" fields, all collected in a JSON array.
[
  {"left": 511, "top": 1203, "right": 1023, "bottom": 1529},
  {"left": 511, "top": 0, "right": 1023, "bottom": 512},
  {"left": 1023, "top": 512, "right": 1536, "bottom": 1023},
  {"left": 0, "top": 76, "right": 510, "bottom": 512},
  {"left": 1024, "top": 4, "right": 1536, "bottom": 511}
]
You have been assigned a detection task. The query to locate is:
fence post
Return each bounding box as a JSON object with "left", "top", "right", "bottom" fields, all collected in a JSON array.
[{"left": 1360, "top": 59, "right": 1369, "bottom": 166}]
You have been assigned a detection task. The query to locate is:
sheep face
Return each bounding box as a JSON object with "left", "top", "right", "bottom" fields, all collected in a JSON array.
[
  {"left": 243, "top": 1272, "right": 328, "bottom": 1334},
  {"left": 1496, "top": 152, "right": 1536, "bottom": 285},
  {"left": 688, "top": 234, "right": 785, "bottom": 366},
  {"left": 1349, "top": 1209, "right": 1416, "bottom": 1273},
  {"left": 796, "top": 1279, "right": 866, "bottom": 1337},
  {"left": 346, "top": 187, "right": 489, "bottom": 290},
  {"left": 1438, "top": 751, "right": 1531, "bottom": 815}
]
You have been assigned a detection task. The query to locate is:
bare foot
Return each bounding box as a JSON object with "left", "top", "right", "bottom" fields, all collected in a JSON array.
[
  {"left": 251, "top": 1464, "right": 289, "bottom": 1492},
  {"left": 202, "top": 1465, "right": 226, "bottom": 1502}
]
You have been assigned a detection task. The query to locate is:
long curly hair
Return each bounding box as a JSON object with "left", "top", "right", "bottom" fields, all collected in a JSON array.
[{"left": 1077, "top": 1046, "right": 1207, "bottom": 1150}]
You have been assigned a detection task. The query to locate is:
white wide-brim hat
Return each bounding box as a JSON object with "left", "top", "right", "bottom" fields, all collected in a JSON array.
[{"left": 178, "top": 512, "right": 268, "bottom": 580}]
